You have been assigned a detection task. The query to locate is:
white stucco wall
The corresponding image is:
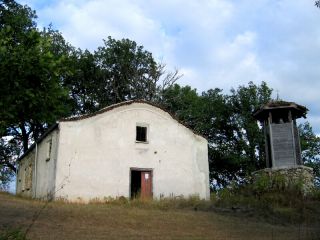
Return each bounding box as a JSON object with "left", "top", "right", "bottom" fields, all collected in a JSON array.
[
  {"left": 16, "top": 150, "right": 35, "bottom": 197},
  {"left": 54, "top": 102, "right": 209, "bottom": 201},
  {"left": 33, "top": 129, "right": 59, "bottom": 199},
  {"left": 16, "top": 129, "right": 59, "bottom": 200}
]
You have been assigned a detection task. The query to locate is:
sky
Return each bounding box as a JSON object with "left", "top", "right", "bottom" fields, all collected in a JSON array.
[{"left": 20, "top": 0, "right": 320, "bottom": 134}]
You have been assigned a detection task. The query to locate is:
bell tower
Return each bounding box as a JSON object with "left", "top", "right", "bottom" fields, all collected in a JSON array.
[{"left": 253, "top": 101, "right": 308, "bottom": 169}]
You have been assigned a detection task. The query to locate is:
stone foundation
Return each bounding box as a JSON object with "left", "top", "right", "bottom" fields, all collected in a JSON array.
[{"left": 252, "top": 166, "right": 314, "bottom": 194}]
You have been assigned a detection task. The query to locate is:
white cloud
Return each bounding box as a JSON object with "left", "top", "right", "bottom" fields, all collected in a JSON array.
[
  {"left": 216, "top": 31, "right": 257, "bottom": 62},
  {"left": 38, "top": 1, "right": 160, "bottom": 49},
  {"left": 20, "top": 0, "right": 320, "bottom": 134}
]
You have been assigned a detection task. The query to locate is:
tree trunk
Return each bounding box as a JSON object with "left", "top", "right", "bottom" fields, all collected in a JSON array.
[{"left": 20, "top": 123, "right": 29, "bottom": 153}]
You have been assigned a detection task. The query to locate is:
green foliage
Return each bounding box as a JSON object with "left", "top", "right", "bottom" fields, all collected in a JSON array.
[
  {"left": 64, "top": 49, "right": 101, "bottom": 114},
  {"left": 0, "top": 1, "right": 180, "bottom": 189},
  {"left": 96, "top": 36, "right": 159, "bottom": 103},
  {"left": 252, "top": 171, "right": 307, "bottom": 196},
  {"left": 299, "top": 122, "right": 320, "bottom": 163},
  {"left": 64, "top": 37, "right": 180, "bottom": 115},
  {"left": 228, "top": 81, "right": 272, "bottom": 172},
  {"left": 0, "top": 227, "right": 26, "bottom": 240},
  {"left": 0, "top": 0, "right": 73, "bottom": 187},
  {"left": 160, "top": 81, "right": 272, "bottom": 188},
  {"left": 299, "top": 122, "right": 320, "bottom": 185},
  {"left": 0, "top": 138, "right": 19, "bottom": 189},
  {"left": 310, "top": 187, "right": 320, "bottom": 200},
  {"left": 160, "top": 84, "right": 202, "bottom": 129},
  {"left": 252, "top": 173, "right": 271, "bottom": 193},
  {"left": 0, "top": 0, "right": 71, "bottom": 145}
]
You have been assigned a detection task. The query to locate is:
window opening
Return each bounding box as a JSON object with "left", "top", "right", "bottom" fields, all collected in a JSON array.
[
  {"left": 271, "top": 111, "right": 289, "bottom": 124},
  {"left": 136, "top": 126, "right": 147, "bottom": 142},
  {"left": 46, "top": 139, "right": 52, "bottom": 161}
]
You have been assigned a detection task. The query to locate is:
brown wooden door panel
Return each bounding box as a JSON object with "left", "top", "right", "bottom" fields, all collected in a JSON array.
[{"left": 140, "top": 171, "right": 152, "bottom": 199}]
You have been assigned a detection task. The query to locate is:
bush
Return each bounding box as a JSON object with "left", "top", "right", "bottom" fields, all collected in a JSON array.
[{"left": 0, "top": 228, "right": 26, "bottom": 240}]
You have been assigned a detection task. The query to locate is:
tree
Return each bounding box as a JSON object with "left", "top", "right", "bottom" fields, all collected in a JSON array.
[
  {"left": 160, "top": 84, "right": 235, "bottom": 187},
  {"left": 160, "top": 84, "right": 201, "bottom": 129},
  {"left": 160, "top": 82, "right": 273, "bottom": 189},
  {"left": 0, "top": 0, "right": 36, "bottom": 135},
  {"left": 227, "top": 82, "right": 272, "bottom": 172},
  {"left": 95, "top": 36, "right": 160, "bottom": 104},
  {"left": 64, "top": 36, "right": 180, "bottom": 114},
  {"left": 0, "top": 137, "right": 19, "bottom": 189},
  {"left": 198, "top": 88, "right": 237, "bottom": 187},
  {"left": 299, "top": 122, "right": 320, "bottom": 185},
  {"left": 316, "top": 1, "right": 320, "bottom": 8},
  {"left": 0, "top": 0, "right": 72, "bottom": 186},
  {"left": 63, "top": 49, "right": 105, "bottom": 114},
  {"left": 0, "top": 1, "right": 180, "bottom": 189},
  {"left": 200, "top": 82, "right": 271, "bottom": 188}
]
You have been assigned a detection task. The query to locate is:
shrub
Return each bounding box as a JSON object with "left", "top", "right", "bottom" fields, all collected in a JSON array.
[{"left": 0, "top": 228, "right": 26, "bottom": 240}]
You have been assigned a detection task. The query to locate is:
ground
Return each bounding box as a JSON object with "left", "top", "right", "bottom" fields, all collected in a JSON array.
[{"left": 0, "top": 192, "right": 319, "bottom": 240}]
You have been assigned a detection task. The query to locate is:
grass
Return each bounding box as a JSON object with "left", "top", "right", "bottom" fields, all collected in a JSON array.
[
  {"left": 214, "top": 181, "right": 320, "bottom": 226},
  {"left": 0, "top": 192, "right": 320, "bottom": 240}
]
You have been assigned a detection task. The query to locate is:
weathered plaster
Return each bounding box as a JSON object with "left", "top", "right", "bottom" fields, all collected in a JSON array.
[
  {"left": 16, "top": 129, "right": 59, "bottom": 200},
  {"left": 17, "top": 102, "right": 210, "bottom": 202}
]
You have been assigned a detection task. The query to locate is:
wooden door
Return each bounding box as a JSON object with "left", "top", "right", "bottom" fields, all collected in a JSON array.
[{"left": 140, "top": 171, "right": 152, "bottom": 199}]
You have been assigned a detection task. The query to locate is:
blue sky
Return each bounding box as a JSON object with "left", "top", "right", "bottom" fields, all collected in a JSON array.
[{"left": 20, "top": 0, "right": 320, "bottom": 134}]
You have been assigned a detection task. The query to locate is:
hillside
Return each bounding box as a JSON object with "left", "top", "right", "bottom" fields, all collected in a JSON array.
[{"left": 0, "top": 192, "right": 319, "bottom": 240}]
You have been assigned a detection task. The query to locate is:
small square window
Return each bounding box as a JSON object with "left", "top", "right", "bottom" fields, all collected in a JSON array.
[{"left": 136, "top": 126, "right": 147, "bottom": 142}]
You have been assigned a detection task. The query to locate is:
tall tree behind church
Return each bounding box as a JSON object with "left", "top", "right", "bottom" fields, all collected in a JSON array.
[
  {"left": 64, "top": 37, "right": 180, "bottom": 115},
  {"left": 0, "top": 0, "right": 71, "bottom": 153}
]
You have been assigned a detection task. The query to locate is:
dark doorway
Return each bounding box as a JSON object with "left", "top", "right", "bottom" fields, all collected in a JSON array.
[
  {"left": 131, "top": 170, "right": 141, "bottom": 199},
  {"left": 130, "top": 169, "right": 152, "bottom": 199}
]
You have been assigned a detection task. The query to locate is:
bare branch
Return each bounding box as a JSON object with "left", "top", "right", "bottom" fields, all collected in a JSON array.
[{"left": 157, "top": 62, "right": 183, "bottom": 91}]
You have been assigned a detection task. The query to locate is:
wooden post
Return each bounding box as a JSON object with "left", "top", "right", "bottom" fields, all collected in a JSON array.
[
  {"left": 288, "top": 110, "right": 292, "bottom": 122},
  {"left": 289, "top": 110, "right": 297, "bottom": 166},
  {"left": 294, "top": 119, "right": 302, "bottom": 165},
  {"left": 268, "top": 112, "right": 275, "bottom": 168},
  {"left": 263, "top": 121, "right": 270, "bottom": 168}
]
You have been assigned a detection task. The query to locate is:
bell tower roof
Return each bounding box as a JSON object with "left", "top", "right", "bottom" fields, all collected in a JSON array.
[{"left": 253, "top": 101, "right": 308, "bottom": 121}]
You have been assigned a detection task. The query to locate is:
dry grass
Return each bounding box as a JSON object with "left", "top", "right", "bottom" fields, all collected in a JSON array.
[{"left": 0, "top": 192, "right": 319, "bottom": 240}]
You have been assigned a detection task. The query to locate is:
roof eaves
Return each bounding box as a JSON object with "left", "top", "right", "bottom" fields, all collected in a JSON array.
[{"left": 253, "top": 101, "right": 308, "bottom": 120}]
